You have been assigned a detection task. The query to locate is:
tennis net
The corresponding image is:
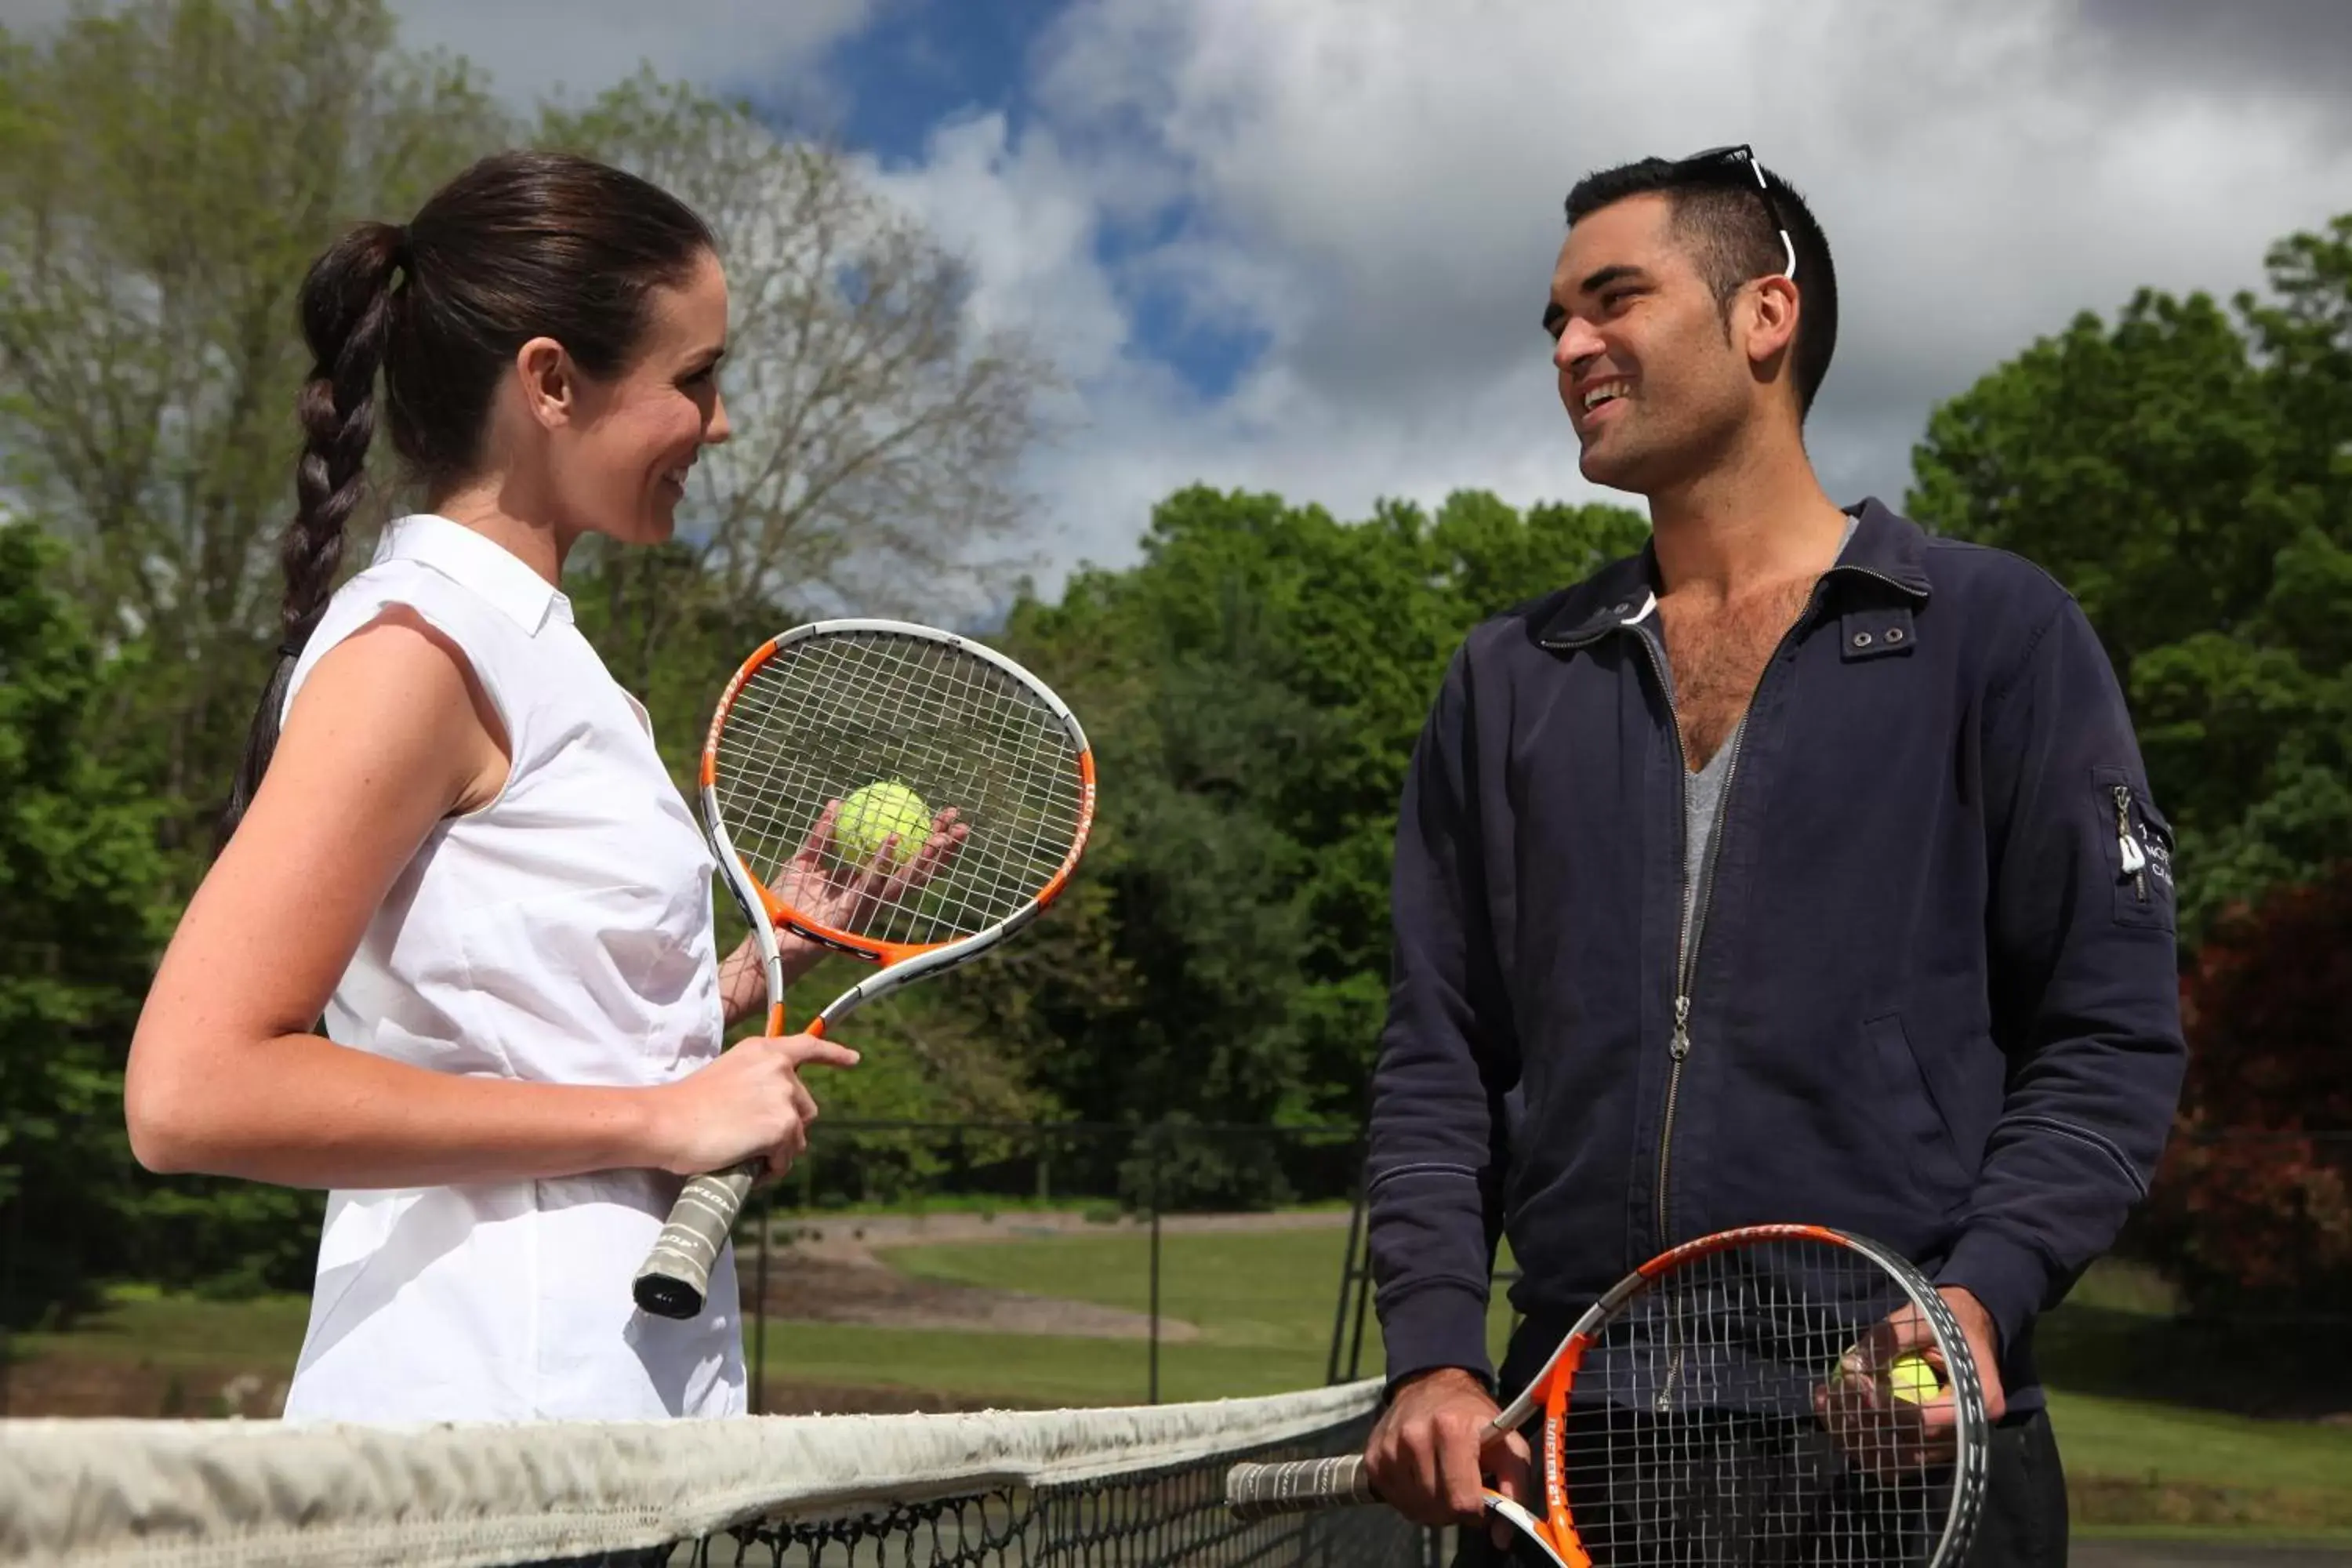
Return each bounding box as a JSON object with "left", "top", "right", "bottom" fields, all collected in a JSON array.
[{"left": 2, "top": 1380, "right": 1425, "bottom": 1567}]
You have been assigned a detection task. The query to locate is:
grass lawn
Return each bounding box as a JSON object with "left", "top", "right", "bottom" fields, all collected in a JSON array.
[
  {"left": 2050, "top": 1390, "right": 2352, "bottom": 1499},
  {"left": 2039, "top": 1260, "right": 2352, "bottom": 1532},
  {"left": 15, "top": 1285, "right": 310, "bottom": 1373},
  {"left": 752, "top": 1224, "right": 1518, "bottom": 1408}
]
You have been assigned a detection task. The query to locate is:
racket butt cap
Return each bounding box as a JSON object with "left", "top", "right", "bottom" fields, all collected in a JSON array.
[{"left": 633, "top": 1274, "right": 707, "bottom": 1320}]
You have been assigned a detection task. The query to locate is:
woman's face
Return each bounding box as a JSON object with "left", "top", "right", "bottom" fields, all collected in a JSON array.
[{"left": 553, "top": 247, "right": 732, "bottom": 549}]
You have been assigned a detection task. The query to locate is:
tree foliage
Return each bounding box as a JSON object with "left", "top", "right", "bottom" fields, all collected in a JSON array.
[
  {"left": 978, "top": 488, "right": 1646, "bottom": 1167},
  {"left": 0, "top": 524, "right": 166, "bottom": 1327},
  {"left": 0, "top": 0, "right": 511, "bottom": 860},
  {"left": 1910, "top": 215, "right": 2352, "bottom": 938}
]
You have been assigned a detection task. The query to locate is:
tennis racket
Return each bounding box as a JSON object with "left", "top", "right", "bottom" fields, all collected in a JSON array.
[
  {"left": 1228, "top": 1225, "right": 1987, "bottom": 1567},
  {"left": 632, "top": 618, "right": 1095, "bottom": 1319}
]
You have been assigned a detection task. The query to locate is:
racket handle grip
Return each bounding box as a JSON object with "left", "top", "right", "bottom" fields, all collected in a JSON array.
[
  {"left": 1225, "top": 1455, "right": 1380, "bottom": 1520},
  {"left": 633, "top": 1160, "right": 761, "bottom": 1319}
]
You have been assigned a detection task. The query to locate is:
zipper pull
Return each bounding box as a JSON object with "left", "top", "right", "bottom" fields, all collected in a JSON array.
[
  {"left": 2112, "top": 784, "right": 2148, "bottom": 901},
  {"left": 1671, "top": 995, "right": 1693, "bottom": 1060}
]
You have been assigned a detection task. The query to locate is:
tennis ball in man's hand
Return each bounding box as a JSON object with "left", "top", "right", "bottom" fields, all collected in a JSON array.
[
  {"left": 836, "top": 781, "right": 932, "bottom": 866},
  {"left": 1887, "top": 1353, "right": 1943, "bottom": 1404}
]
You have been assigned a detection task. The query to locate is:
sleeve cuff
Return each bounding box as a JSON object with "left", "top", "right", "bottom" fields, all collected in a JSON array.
[
  {"left": 1936, "top": 1227, "right": 2055, "bottom": 1354},
  {"left": 1378, "top": 1281, "right": 1495, "bottom": 1397}
]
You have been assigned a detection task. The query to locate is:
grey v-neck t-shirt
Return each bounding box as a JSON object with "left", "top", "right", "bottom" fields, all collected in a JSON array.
[{"left": 1676, "top": 513, "right": 1860, "bottom": 943}]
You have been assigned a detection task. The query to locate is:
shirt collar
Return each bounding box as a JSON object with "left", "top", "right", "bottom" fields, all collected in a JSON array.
[{"left": 372, "top": 514, "right": 571, "bottom": 635}]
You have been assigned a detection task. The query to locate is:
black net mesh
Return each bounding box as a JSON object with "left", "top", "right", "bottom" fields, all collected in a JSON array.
[{"left": 524, "top": 1408, "right": 1424, "bottom": 1568}]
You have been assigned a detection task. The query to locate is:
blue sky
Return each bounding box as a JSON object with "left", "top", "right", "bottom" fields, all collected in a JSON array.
[{"left": 818, "top": 2, "right": 1054, "bottom": 165}]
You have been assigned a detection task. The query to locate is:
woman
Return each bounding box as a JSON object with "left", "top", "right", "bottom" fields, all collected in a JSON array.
[{"left": 124, "top": 151, "right": 905, "bottom": 1422}]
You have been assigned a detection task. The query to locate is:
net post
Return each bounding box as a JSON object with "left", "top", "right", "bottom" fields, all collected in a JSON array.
[
  {"left": 1, "top": 1176, "right": 17, "bottom": 1417},
  {"left": 751, "top": 1185, "right": 771, "bottom": 1414},
  {"left": 1147, "top": 1122, "right": 1163, "bottom": 1406},
  {"left": 1327, "top": 1130, "right": 1369, "bottom": 1386}
]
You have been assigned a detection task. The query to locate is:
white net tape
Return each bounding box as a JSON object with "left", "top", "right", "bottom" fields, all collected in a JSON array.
[{"left": 1, "top": 1381, "right": 1384, "bottom": 1568}]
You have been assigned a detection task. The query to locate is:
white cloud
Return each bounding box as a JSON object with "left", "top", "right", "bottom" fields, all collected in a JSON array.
[
  {"left": 385, "top": 0, "right": 877, "bottom": 109},
  {"left": 876, "top": 0, "right": 2352, "bottom": 591}
]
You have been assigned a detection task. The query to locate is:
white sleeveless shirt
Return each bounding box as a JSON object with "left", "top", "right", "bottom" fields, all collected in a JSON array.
[{"left": 275, "top": 514, "right": 746, "bottom": 1423}]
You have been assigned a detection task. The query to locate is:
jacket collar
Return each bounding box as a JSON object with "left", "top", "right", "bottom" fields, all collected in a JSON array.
[{"left": 1537, "top": 495, "right": 1931, "bottom": 649}]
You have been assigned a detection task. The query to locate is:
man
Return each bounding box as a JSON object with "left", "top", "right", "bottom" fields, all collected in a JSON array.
[{"left": 1359, "top": 147, "right": 2187, "bottom": 1566}]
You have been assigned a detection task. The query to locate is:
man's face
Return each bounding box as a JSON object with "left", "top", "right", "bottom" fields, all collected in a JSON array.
[{"left": 1545, "top": 193, "right": 1759, "bottom": 494}]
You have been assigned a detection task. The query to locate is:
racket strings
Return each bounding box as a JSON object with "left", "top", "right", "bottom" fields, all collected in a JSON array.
[
  {"left": 712, "top": 630, "right": 1087, "bottom": 949},
  {"left": 1562, "top": 1239, "right": 1955, "bottom": 1565}
]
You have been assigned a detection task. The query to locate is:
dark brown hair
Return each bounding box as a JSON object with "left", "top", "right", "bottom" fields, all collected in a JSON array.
[
  {"left": 219, "top": 151, "right": 715, "bottom": 848},
  {"left": 1564, "top": 155, "right": 1838, "bottom": 419}
]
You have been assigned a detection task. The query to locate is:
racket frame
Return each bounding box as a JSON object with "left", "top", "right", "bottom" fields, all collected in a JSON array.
[
  {"left": 1228, "top": 1224, "right": 1988, "bottom": 1568},
  {"left": 632, "top": 619, "right": 1095, "bottom": 1321}
]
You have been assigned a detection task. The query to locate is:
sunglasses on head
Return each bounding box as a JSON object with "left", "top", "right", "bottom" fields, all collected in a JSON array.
[{"left": 1671, "top": 143, "right": 1797, "bottom": 282}]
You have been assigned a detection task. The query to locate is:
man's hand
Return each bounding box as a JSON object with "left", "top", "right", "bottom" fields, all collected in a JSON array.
[
  {"left": 1364, "top": 1368, "right": 1531, "bottom": 1540},
  {"left": 1817, "top": 1285, "right": 2007, "bottom": 1477},
  {"left": 1938, "top": 1285, "right": 2007, "bottom": 1421}
]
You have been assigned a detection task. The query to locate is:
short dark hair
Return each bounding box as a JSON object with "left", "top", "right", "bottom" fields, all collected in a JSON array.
[
  {"left": 1563, "top": 154, "right": 1837, "bottom": 419},
  {"left": 220, "top": 150, "right": 717, "bottom": 849}
]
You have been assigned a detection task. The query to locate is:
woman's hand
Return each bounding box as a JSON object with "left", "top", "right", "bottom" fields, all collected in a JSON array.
[
  {"left": 717, "top": 798, "right": 971, "bottom": 1023},
  {"left": 648, "top": 1031, "right": 862, "bottom": 1177}
]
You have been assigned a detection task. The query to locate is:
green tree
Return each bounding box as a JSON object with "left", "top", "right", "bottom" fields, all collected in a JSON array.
[
  {"left": 0, "top": 0, "right": 510, "bottom": 862},
  {"left": 1910, "top": 213, "right": 2352, "bottom": 935},
  {"left": 0, "top": 524, "right": 166, "bottom": 1328},
  {"left": 968, "top": 486, "right": 1646, "bottom": 1189}
]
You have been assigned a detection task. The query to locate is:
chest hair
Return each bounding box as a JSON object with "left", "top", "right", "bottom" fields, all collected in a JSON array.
[{"left": 1657, "top": 575, "right": 1822, "bottom": 771}]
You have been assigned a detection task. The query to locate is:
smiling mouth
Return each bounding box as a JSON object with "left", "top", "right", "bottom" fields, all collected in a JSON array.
[{"left": 1579, "top": 378, "right": 1632, "bottom": 416}]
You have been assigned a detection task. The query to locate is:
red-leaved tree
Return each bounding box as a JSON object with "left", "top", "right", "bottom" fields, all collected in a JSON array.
[{"left": 2138, "top": 866, "right": 2352, "bottom": 1314}]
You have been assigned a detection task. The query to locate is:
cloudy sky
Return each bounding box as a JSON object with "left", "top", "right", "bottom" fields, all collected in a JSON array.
[{"left": 20, "top": 0, "right": 2352, "bottom": 586}]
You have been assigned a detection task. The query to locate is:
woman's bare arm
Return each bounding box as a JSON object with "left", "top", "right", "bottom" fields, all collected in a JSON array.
[{"left": 125, "top": 611, "right": 854, "bottom": 1189}]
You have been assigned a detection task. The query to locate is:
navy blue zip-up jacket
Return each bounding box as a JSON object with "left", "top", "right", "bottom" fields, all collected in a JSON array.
[{"left": 1366, "top": 498, "right": 2187, "bottom": 1413}]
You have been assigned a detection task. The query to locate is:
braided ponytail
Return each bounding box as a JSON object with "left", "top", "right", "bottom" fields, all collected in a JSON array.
[{"left": 216, "top": 220, "right": 405, "bottom": 851}]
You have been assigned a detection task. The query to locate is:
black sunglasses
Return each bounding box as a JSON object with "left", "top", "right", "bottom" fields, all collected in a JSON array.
[{"left": 1672, "top": 143, "right": 1797, "bottom": 282}]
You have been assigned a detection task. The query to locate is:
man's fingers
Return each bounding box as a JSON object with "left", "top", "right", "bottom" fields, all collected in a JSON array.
[
  {"left": 1438, "top": 1413, "right": 1491, "bottom": 1522},
  {"left": 1365, "top": 1414, "right": 1454, "bottom": 1529},
  {"left": 1363, "top": 1423, "right": 1430, "bottom": 1526},
  {"left": 1485, "top": 1428, "right": 1533, "bottom": 1549},
  {"left": 1489, "top": 1427, "right": 1533, "bottom": 1499}
]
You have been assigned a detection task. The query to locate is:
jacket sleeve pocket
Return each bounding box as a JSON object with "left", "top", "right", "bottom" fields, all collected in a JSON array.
[{"left": 2091, "top": 765, "right": 2176, "bottom": 933}]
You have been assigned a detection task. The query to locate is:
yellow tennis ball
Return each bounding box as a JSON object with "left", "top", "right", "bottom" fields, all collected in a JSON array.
[
  {"left": 1888, "top": 1353, "right": 1942, "bottom": 1404},
  {"left": 837, "top": 781, "right": 931, "bottom": 866}
]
